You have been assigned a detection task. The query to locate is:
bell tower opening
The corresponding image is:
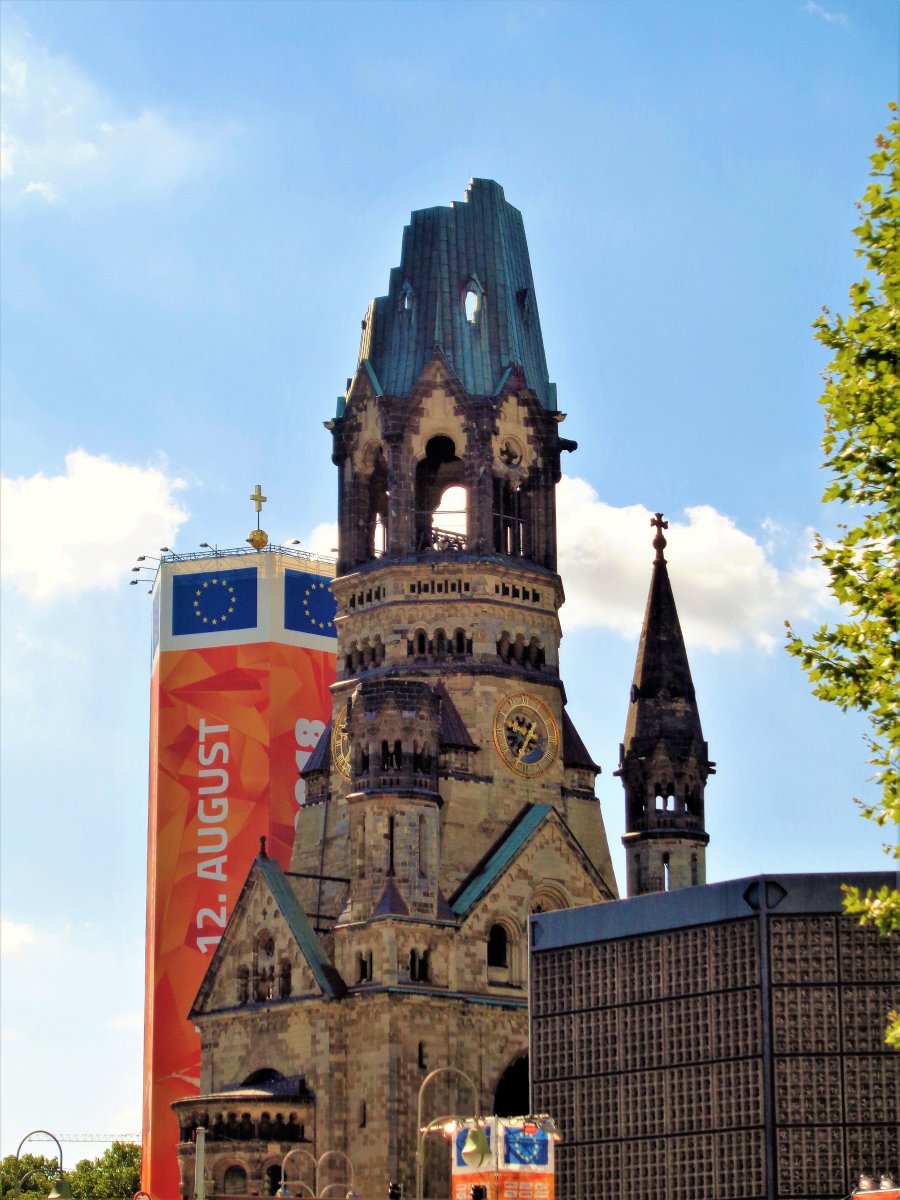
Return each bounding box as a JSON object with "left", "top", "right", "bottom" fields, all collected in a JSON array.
[
  {"left": 415, "top": 436, "right": 466, "bottom": 551},
  {"left": 494, "top": 1055, "right": 529, "bottom": 1117},
  {"left": 367, "top": 445, "right": 388, "bottom": 560}
]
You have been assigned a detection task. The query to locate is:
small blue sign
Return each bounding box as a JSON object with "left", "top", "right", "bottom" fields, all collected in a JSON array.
[{"left": 172, "top": 568, "right": 258, "bottom": 635}]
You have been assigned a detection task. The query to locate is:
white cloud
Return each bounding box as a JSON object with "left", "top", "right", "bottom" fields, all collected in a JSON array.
[
  {"left": 1, "top": 449, "right": 188, "bottom": 599},
  {"left": 557, "top": 476, "right": 828, "bottom": 652},
  {"left": 803, "top": 1, "right": 849, "bottom": 25},
  {"left": 23, "top": 179, "right": 56, "bottom": 203},
  {"left": 305, "top": 522, "right": 340, "bottom": 556},
  {"left": 0, "top": 918, "right": 36, "bottom": 957},
  {"left": 0, "top": 22, "right": 227, "bottom": 210}
]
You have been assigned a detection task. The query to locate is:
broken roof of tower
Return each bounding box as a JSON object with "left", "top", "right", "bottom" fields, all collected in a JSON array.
[{"left": 355, "top": 178, "right": 557, "bottom": 409}]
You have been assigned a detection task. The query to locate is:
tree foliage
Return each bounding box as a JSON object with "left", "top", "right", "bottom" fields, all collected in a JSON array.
[
  {"left": 0, "top": 1152, "right": 60, "bottom": 1200},
  {"left": 68, "top": 1143, "right": 142, "bottom": 1200},
  {"left": 786, "top": 104, "right": 899, "bottom": 1046},
  {"left": 0, "top": 1144, "right": 141, "bottom": 1200}
]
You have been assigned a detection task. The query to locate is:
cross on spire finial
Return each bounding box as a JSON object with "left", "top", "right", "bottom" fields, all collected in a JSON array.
[
  {"left": 651, "top": 512, "right": 668, "bottom": 563},
  {"left": 250, "top": 483, "right": 268, "bottom": 515}
]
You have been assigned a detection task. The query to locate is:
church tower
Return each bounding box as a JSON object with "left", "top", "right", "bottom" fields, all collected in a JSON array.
[
  {"left": 617, "top": 514, "right": 714, "bottom": 897},
  {"left": 176, "top": 180, "right": 616, "bottom": 1200}
]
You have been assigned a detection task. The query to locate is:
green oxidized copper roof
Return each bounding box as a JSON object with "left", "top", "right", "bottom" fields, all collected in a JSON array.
[
  {"left": 258, "top": 856, "right": 345, "bottom": 998},
  {"left": 450, "top": 803, "right": 553, "bottom": 916},
  {"left": 357, "top": 179, "right": 557, "bottom": 409}
]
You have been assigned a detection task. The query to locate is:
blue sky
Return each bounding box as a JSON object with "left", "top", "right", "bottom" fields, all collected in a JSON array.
[{"left": 1, "top": 0, "right": 896, "bottom": 1160}]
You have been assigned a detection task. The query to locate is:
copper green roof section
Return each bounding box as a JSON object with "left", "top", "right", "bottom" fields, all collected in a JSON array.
[
  {"left": 357, "top": 179, "right": 557, "bottom": 409},
  {"left": 450, "top": 803, "right": 553, "bottom": 916},
  {"left": 258, "top": 856, "right": 346, "bottom": 998}
]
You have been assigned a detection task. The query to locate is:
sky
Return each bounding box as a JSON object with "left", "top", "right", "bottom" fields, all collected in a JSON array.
[{"left": 1, "top": 0, "right": 897, "bottom": 1165}]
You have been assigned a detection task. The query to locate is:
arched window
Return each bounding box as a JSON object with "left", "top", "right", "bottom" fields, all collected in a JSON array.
[
  {"left": 366, "top": 446, "right": 389, "bottom": 561},
  {"left": 415, "top": 437, "right": 466, "bottom": 551},
  {"left": 254, "top": 933, "right": 275, "bottom": 1001},
  {"left": 529, "top": 885, "right": 569, "bottom": 915},
  {"left": 264, "top": 1164, "right": 282, "bottom": 1196},
  {"left": 223, "top": 1166, "right": 247, "bottom": 1196},
  {"left": 463, "top": 275, "right": 484, "bottom": 325},
  {"left": 493, "top": 478, "right": 524, "bottom": 556},
  {"left": 279, "top": 958, "right": 292, "bottom": 998},
  {"left": 487, "top": 924, "right": 508, "bottom": 968}
]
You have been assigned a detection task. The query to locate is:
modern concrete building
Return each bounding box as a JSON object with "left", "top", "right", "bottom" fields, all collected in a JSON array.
[{"left": 530, "top": 872, "right": 899, "bottom": 1200}]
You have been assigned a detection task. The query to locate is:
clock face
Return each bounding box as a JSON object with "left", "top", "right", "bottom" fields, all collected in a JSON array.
[
  {"left": 331, "top": 716, "right": 352, "bottom": 780},
  {"left": 493, "top": 693, "right": 559, "bottom": 777}
]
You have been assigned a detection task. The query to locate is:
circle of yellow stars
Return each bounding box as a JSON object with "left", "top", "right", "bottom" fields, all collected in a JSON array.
[
  {"left": 193, "top": 578, "right": 237, "bottom": 626},
  {"left": 302, "top": 579, "right": 334, "bottom": 631}
]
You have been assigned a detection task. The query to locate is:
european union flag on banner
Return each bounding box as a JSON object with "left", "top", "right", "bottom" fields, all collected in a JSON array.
[
  {"left": 172, "top": 568, "right": 258, "bottom": 635},
  {"left": 285, "top": 569, "right": 336, "bottom": 636},
  {"left": 503, "top": 1128, "right": 549, "bottom": 1167}
]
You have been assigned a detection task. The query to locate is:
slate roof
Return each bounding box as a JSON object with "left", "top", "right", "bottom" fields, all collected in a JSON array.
[
  {"left": 302, "top": 719, "right": 332, "bottom": 775},
  {"left": 373, "top": 873, "right": 410, "bottom": 917},
  {"left": 450, "top": 804, "right": 553, "bottom": 916},
  {"left": 623, "top": 554, "right": 705, "bottom": 753},
  {"left": 562, "top": 709, "right": 601, "bottom": 772},
  {"left": 356, "top": 179, "right": 557, "bottom": 409},
  {"left": 436, "top": 683, "right": 479, "bottom": 750}
]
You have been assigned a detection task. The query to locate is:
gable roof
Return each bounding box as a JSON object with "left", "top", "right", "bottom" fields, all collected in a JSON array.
[
  {"left": 191, "top": 854, "right": 345, "bottom": 1016},
  {"left": 258, "top": 857, "right": 346, "bottom": 997},
  {"left": 450, "top": 804, "right": 553, "bottom": 917}
]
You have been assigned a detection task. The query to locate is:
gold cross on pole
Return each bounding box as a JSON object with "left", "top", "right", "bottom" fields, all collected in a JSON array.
[{"left": 249, "top": 484, "right": 268, "bottom": 514}]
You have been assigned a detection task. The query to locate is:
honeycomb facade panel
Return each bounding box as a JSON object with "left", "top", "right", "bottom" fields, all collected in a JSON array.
[
  {"left": 530, "top": 873, "right": 897, "bottom": 1200},
  {"left": 841, "top": 982, "right": 900, "bottom": 1052},
  {"left": 713, "top": 1057, "right": 764, "bottom": 1128},
  {"left": 769, "top": 915, "right": 838, "bottom": 984},
  {"left": 839, "top": 917, "right": 899, "bottom": 981},
  {"left": 771, "top": 984, "right": 840, "bottom": 1054},
  {"left": 775, "top": 1055, "right": 843, "bottom": 1125}
]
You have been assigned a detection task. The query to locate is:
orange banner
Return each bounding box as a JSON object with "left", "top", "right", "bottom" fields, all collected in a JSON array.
[
  {"left": 452, "top": 1173, "right": 554, "bottom": 1200},
  {"left": 143, "top": 640, "right": 334, "bottom": 1199}
]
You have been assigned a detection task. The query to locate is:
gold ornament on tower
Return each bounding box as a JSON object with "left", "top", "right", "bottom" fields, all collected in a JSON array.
[{"left": 247, "top": 483, "right": 269, "bottom": 550}]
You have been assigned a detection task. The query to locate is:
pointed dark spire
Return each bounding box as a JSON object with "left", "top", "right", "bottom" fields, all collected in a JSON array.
[
  {"left": 618, "top": 515, "right": 714, "bottom": 897},
  {"left": 623, "top": 514, "right": 704, "bottom": 751}
]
